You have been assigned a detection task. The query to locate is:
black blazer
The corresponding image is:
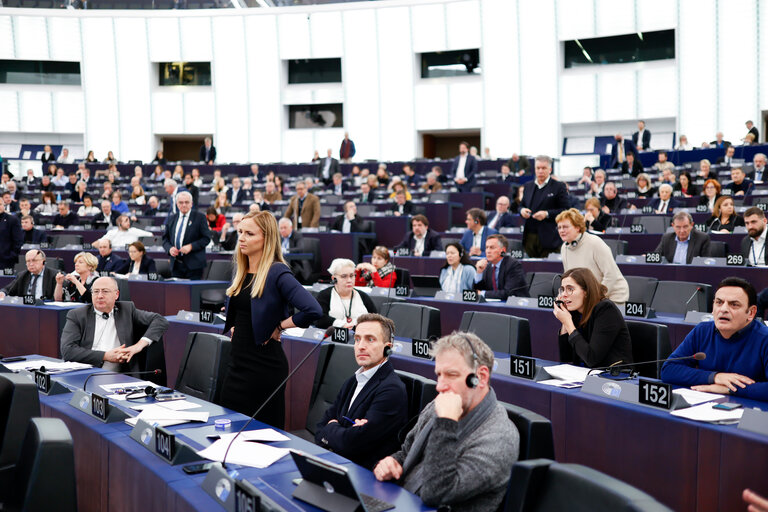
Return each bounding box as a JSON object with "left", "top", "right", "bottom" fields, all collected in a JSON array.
[
  {"left": 315, "top": 360, "right": 408, "bottom": 470},
  {"left": 93, "top": 210, "right": 121, "bottom": 226},
  {"left": 632, "top": 130, "right": 651, "bottom": 150},
  {"left": 41, "top": 152, "right": 56, "bottom": 167},
  {"left": 648, "top": 197, "right": 682, "bottom": 213},
  {"left": 520, "top": 179, "right": 570, "bottom": 250},
  {"left": 330, "top": 214, "right": 365, "bottom": 233},
  {"left": 2, "top": 267, "right": 57, "bottom": 299},
  {"left": 125, "top": 257, "right": 157, "bottom": 275},
  {"left": 0, "top": 212, "right": 23, "bottom": 267},
  {"left": 226, "top": 188, "right": 245, "bottom": 205},
  {"left": 316, "top": 157, "right": 340, "bottom": 183},
  {"left": 161, "top": 210, "right": 212, "bottom": 271},
  {"left": 183, "top": 184, "right": 200, "bottom": 206},
  {"left": 23, "top": 228, "right": 48, "bottom": 244},
  {"left": 654, "top": 230, "right": 711, "bottom": 264},
  {"left": 558, "top": 299, "right": 633, "bottom": 368},
  {"left": 450, "top": 154, "right": 478, "bottom": 191},
  {"left": 199, "top": 145, "right": 216, "bottom": 163},
  {"left": 741, "top": 234, "right": 768, "bottom": 266},
  {"left": 395, "top": 228, "right": 442, "bottom": 255},
  {"left": 621, "top": 159, "right": 644, "bottom": 177},
  {"left": 610, "top": 139, "right": 637, "bottom": 168},
  {"left": 487, "top": 211, "right": 515, "bottom": 229},
  {"left": 53, "top": 212, "right": 78, "bottom": 228},
  {"left": 600, "top": 196, "right": 629, "bottom": 213},
  {"left": 391, "top": 200, "right": 413, "bottom": 216},
  {"left": 587, "top": 211, "right": 612, "bottom": 232},
  {"left": 97, "top": 253, "right": 127, "bottom": 273},
  {"left": 314, "top": 287, "right": 378, "bottom": 329},
  {"left": 474, "top": 255, "right": 528, "bottom": 299}
]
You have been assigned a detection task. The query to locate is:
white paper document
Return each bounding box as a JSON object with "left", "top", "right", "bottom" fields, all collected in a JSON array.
[
  {"left": 135, "top": 404, "right": 209, "bottom": 423},
  {"left": 197, "top": 439, "right": 289, "bottom": 469},
  {"left": 672, "top": 388, "right": 724, "bottom": 406},
  {"left": 670, "top": 402, "right": 744, "bottom": 423},
  {"left": 129, "top": 400, "right": 201, "bottom": 411},
  {"left": 100, "top": 381, "right": 157, "bottom": 392},
  {"left": 207, "top": 428, "right": 290, "bottom": 443},
  {"left": 125, "top": 418, "right": 187, "bottom": 428},
  {"left": 542, "top": 364, "right": 597, "bottom": 383},
  {"left": 3, "top": 359, "right": 91, "bottom": 373},
  {"left": 538, "top": 379, "right": 583, "bottom": 389},
  {"left": 283, "top": 327, "right": 306, "bottom": 337}
]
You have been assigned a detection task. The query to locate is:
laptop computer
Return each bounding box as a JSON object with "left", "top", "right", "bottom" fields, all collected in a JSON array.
[{"left": 289, "top": 450, "right": 395, "bottom": 512}]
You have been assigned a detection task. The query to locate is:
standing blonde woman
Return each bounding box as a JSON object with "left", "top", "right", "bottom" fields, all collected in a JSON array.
[{"left": 220, "top": 211, "right": 321, "bottom": 428}]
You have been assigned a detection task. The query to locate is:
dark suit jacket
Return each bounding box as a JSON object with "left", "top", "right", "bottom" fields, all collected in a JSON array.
[
  {"left": 390, "top": 200, "right": 413, "bottom": 216},
  {"left": 610, "top": 139, "right": 638, "bottom": 168},
  {"left": 710, "top": 140, "right": 732, "bottom": 149},
  {"left": 199, "top": 144, "right": 216, "bottom": 163},
  {"left": 226, "top": 187, "right": 246, "bottom": 205},
  {"left": 648, "top": 197, "right": 682, "bottom": 213},
  {"left": 450, "top": 154, "right": 478, "bottom": 192},
  {"left": 93, "top": 210, "right": 121, "bottom": 226},
  {"left": 314, "top": 287, "right": 378, "bottom": 329},
  {"left": 621, "top": 158, "right": 644, "bottom": 177},
  {"left": 741, "top": 235, "right": 768, "bottom": 266},
  {"left": 282, "top": 232, "right": 311, "bottom": 283},
  {"left": 520, "top": 179, "right": 570, "bottom": 250},
  {"left": 600, "top": 196, "right": 629, "bottom": 213},
  {"left": 314, "top": 360, "right": 408, "bottom": 470},
  {"left": 359, "top": 192, "right": 374, "bottom": 203},
  {"left": 487, "top": 211, "right": 515, "bottom": 229},
  {"left": 0, "top": 212, "right": 23, "bottom": 267},
  {"left": 654, "top": 230, "right": 711, "bottom": 264},
  {"left": 725, "top": 180, "right": 754, "bottom": 196},
  {"left": 327, "top": 182, "right": 348, "bottom": 195},
  {"left": 632, "top": 130, "right": 651, "bottom": 150},
  {"left": 23, "top": 228, "right": 47, "bottom": 244},
  {"left": 182, "top": 184, "right": 199, "bottom": 205},
  {"left": 330, "top": 214, "right": 365, "bottom": 233},
  {"left": 396, "top": 228, "right": 442, "bottom": 255},
  {"left": 316, "top": 157, "right": 340, "bottom": 183},
  {"left": 749, "top": 126, "right": 759, "bottom": 142},
  {"left": 60, "top": 301, "right": 169, "bottom": 370},
  {"left": 506, "top": 155, "right": 530, "bottom": 175},
  {"left": 284, "top": 193, "right": 321, "bottom": 229},
  {"left": 161, "top": 210, "right": 212, "bottom": 271},
  {"left": 53, "top": 212, "right": 78, "bottom": 228},
  {"left": 2, "top": 267, "right": 57, "bottom": 299},
  {"left": 41, "top": 152, "right": 56, "bottom": 167},
  {"left": 460, "top": 226, "right": 498, "bottom": 258},
  {"left": 474, "top": 255, "right": 528, "bottom": 299},
  {"left": 96, "top": 253, "right": 126, "bottom": 273},
  {"left": 125, "top": 257, "right": 157, "bottom": 275}
]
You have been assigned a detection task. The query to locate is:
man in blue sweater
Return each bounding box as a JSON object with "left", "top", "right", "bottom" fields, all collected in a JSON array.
[{"left": 661, "top": 277, "right": 768, "bottom": 401}]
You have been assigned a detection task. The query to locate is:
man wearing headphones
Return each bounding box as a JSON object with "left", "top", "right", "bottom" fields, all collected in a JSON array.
[
  {"left": 460, "top": 208, "right": 497, "bottom": 257},
  {"left": 474, "top": 234, "right": 528, "bottom": 299},
  {"left": 374, "top": 332, "right": 519, "bottom": 512},
  {"left": 0, "top": 249, "right": 57, "bottom": 301},
  {"left": 315, "top": 313, "right": 408, "bottom": 470}
]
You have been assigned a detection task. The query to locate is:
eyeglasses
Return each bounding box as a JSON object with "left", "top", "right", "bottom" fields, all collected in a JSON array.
[
  {"left": 557, "top": 285, "right": 578, "bottom": 296},
  {"left": 335, "top": 273, "right": 355, "bottom": 280},
  {"left": 91, "top": 289, "right": 117, "bottom": 295}
]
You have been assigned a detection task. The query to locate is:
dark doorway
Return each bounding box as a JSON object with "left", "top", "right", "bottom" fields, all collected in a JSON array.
[
  {"left": 161, "top": 136, "right": 208, "bottom": 162},
  {"left": 421, "top": 131, "right": 481, "bottom": 159}
]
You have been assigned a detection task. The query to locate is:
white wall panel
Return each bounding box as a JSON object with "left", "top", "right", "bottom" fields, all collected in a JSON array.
[
  {"left": 53, "top": 91, "right": 84, "bottom": 134},
  {"left": 14, "top": 16, "right": 48, "bottom": 61},
  {"left": 411, "top": 3, "right": 446, "bottom": 53},
  {"left": 309, "top": 11, "right": 343, "bottom": 58},
  {"left": 313, "top": 129, "right": 345, "bottom": 163},
  {"left": 414, "top": 83, "right": 448, "bottom": 130},
  {"left": 0, "top": 17, "right": 14, "bottom": 59},
  {"left": 445, "top": 0, "right": 481, "bottom": 51},
  {"left": 761, "top": 1, "right": 768, "bottom": 117},
  {"left": 277, "top": 13, "right": 311, "bottom": 59},
  {"left": 19, "top": 91, "right": 52, "bottom": 133},
  {"left": 596, "top": 70, "right": 635, "bottom": 121},
  {"left": 151, "top": 91, "right": 184, "bottom": 134},
  {"left": 47, "top": 18, "right": 82, "bottom": 62},
  {"left": 637, "top": 65, "right": 676, "bottom": 120},
  {"left": 557, "top": 0, "right": 595, "bottom": 41},
  {"left": 80, "top": 18, "right": 119, "bottom": 158},
  {"left": 595, "top": 0, "right": 635, "bottom": 37},
  {"left": 377, "top": 6, "right": 416, "bottom": 160},
  {"left": 341, "top": 9, "right": 381, "bottom": 161},
  {"left": 184, "top": 91, "right": 215, "bottom": 135},
  {"left": 0, "top": 92, "right": 20, "bottom": 132},
  {"left": 282, "top": 129, "right": 315, "bottom": 164},
  {"left": 180, "top": 17, "right": 212, "bottom": 62},
  {"left": 148, "top": 18, "right": 181, "bottom": 63},
  {"left": 244, "top": 15, "right": 282, "bottom": 163},
  {"left": 115, "top": 18, "right": 152, "bottom": 161},
  {"left": 282, "top": 85, "right": 344, "bottom": 105},
  {"left": 560, "top": 73, "right": 596, "bottom": 124},
  {"left": 211, "top": 17, "right": 248, "bottom": 163},
  {"left": 447, "top": 80, "right": 482, "bottom": 128},
  {"left": 636, "top": 0, "right": 675, "bottom": 33},
  {"left": 719, "top": 0, "right": 757, "bottom": 142}
]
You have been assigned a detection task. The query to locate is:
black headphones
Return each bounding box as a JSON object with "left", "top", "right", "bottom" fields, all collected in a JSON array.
[
  {"left": 331, "top": 277, "right": 338, "bottom": 285},
  {"left": 565, "top": 233, "right": 585, "bottom": 248},
  {"left": 460, "top": 334, "right": 480, "bottom": 388},
  {"left": 382, "top": 323, "right": 395, "bottom": 357}
]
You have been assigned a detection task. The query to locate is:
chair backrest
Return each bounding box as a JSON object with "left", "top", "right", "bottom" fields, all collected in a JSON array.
[
  {"left": 624, "top": 276, "right": 659, "bottom": 305},
  {"left": 367, "top": 296, "right": 405, "bottom": 316},
  {"left": 356, "top": 204, "right": 375, "bottom": 217},
  {"left": 625, "top": 320, "right": 672, "bottom": 379},
  {"left": 504, "top": 459, "right": 673, "bottom": 512},
  {"left": 459, "top": 311, "right": 531, "bottom": 356},
  {"left": 527, "top": 272, "right": 559, "bottom": 298},
  {"left": 139, "top": 235, "right": 163, "bottom": 247},
  {"left": 500, "top": 402, "right": 554, "bottom": 461},
  {"left": 0, "top": 373, "right": 41, "bottom": 469},
  {"left": 428, "top": 192, "right": 451, "bottom": 203},
  {"left": 115, "top": 277, "right": 131, "bottom": 301},
  {"left": 394, "top": 267, "right": 412, "bottom": 288},
  {"left": 708, "top": 240, "right": 727, "bottom": 257},
  {"left": 386, "top": 302, "right": 441, "bottom": 340},
  {"left": 8, "top": 418, "right": 77, "bottom": 512},
  {"left": 155, "top": 258, "right": 172, "bottom": 278},
  {"left": 174, "top": 332, "right": 232, "bottom": 404},
  {"left": 650, "top": 281, "right": 712, "bottom": 314},
  {"left": 305, "top": 343, "right": 358, "bottom": 435},
  {"left": 321, "top": 205, "right": 339, "bottom": 217},
  {"left": 638, "top": 215, "right": 671, "bottom": 234},
  {"left": 394, "top": 370, "right": 438, "bottom": 420},
  {"left": 299, "top": 237, "right": 322, "bottom": 274},
  {"left": 602, "top": 238, "right": 628, "bottom": 257},
  {"left": 51, "top": 234, "right": 84, "bottom": 248},
  {"left": 441, "top": 237, "right": 461, "bottom": 250},
  {"left": 204, "top": 259, "right": 233, "bottom": 281}
]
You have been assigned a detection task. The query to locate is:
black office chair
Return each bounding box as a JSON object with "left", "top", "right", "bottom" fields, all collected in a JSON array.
[
  {"left": 0, "top": 373, "right": 41, "bottom": 500},
  {"left": 299, "top": 237, "right": 324, "bottom": 283},
  {"left": 500, "top": 402, "right": 554, "bottom": 461},
  {"left": 138, "top": 235, "right": 163, "bottom": 247},
  {"left": 200, "top": 260, "right": 233, "bottom": 309},
  {"left": 175, "top": 332, "right": 232, "bottom": 404},
  {"left": 5, "top": 418, "right": 77, "bottom": 512},
  {"left": 602, "top": 239, "right": 628, "bottom": 257},
  {"left": 650, "top": 281, "right": 712, "bottom": 315},
  {"left": 625, "top": 320, "right": 672, "bottom": 379},
  {"left": 155, "top": 258, "right": 172, "bottom": 279},
  {"left": 134, "top": 332, "right": 167, "bottom": 387},
  {"left": 114, "top": 277, "right": 131, "bottom": 301},
  {"left": 527, "top": 272, "right": 559, "bottom": 298},
  {"left": 303, "top": 343, "right": 358, "bottom": 436},
  {"left": 441, "top": 238, "right": 461, "bottom": 250},
  {"left": 394, "top": 267, "right": 412, "bottom": 288},
  {"left": 204, "top": 259, "right": 233, "bottom": 281},
  {"left": 49, "top": 234, "right": 83, "bottom": 248},
  {"left": 395, "top": 370, "right": 438, "bottom": 442},
  {"left": 366, "top": 296, "right": 405, "bottom": 317},
  {"left": 708, "top": 240, "right": 728, "bottom": 257},
  {"left": 507, "top": 238, "right": 526, "bottom": 258},
  {"left": 503, "top": 459, "right": 673, "bottom": 512},
  {"left": 459, "top": 311, "right": 531, "bottom": 356},
  {"left": 624, "top": 275, "right": 659, "bottom": 305},
  {"left": 386, "top": 303, "right": 441, "bottom": 340}
]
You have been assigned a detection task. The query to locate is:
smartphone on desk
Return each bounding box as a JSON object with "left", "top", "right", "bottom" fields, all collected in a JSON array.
[
  {"left": 712, "top": 402, "right": 743, "bottom": 411},
  {"left": 182, "top": 462, "right": 214, "bottom": 475}
]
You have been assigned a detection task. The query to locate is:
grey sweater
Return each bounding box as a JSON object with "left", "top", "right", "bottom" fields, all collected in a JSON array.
[{"left": 391, "top": 391, "right": 519, "bottom": 512}]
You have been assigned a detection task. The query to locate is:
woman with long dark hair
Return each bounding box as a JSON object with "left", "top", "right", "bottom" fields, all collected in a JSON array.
[
  {"left": 706, "top": 196, "right": 744, "bottom": 233},
  {"left": 220, "top": 211, "right": 321, "bottom": 428},
  {"left": 439, "top": 242, "right": 475, "bottom": 295}
]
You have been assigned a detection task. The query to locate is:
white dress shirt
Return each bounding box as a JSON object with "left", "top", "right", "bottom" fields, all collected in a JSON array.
[
  {"left": 455, "top": 156, "right": 467, "bottom": 180},
  {"left": 749, "top": 228, "right": 767, "bottom": 267},
  {"left": 348, "top": 360, "right": 385, "bottom": 412},
  {"left": 92, "top": 310, "right": 122, "bottom": 372},
  {"left": 413, "top": 235, "right": 425, "bottom": 256}
]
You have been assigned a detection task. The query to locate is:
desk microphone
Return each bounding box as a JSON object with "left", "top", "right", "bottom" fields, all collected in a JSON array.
[
  {"left": 591, "top": 352, "right": 706, "bottom": 377},
  {"left": 684, "top": 287, "right": 703, "bottom": 311},
  {"left": 82, "top": 369, "right": 163, "bottom": 393}
]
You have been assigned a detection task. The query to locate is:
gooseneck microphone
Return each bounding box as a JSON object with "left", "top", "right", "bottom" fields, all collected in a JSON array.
[
  {"left": 684, "top": 287, "right": 703, "bottom": 311},
  {"left": 82, "top": 369, "right": 163, "bottom": 393},
  {"left": 590, "top": 352, "right": 706, "bottom": 377}
]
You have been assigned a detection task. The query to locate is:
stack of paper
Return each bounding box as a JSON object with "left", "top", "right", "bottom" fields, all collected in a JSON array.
[
  {"left": 3, "top": 359, "right": 91, "bottom": 373},
  {"left": 197, "top": 439, "right": 289, "bottom": 469},
  {"left": 670, "top": 402, "right": 744, "bottom": 424},
  {"left": 124, "top": 404, "right": 209, "bottom": 427},
  {"left": 541, "top": 364, "right": 597, "bottom": 384},
  {"left": 207, "top": 429, "right": 290, "bottom": 443},
  {"left": 672, "top": 388, "right": 724, "bottom": 406}
]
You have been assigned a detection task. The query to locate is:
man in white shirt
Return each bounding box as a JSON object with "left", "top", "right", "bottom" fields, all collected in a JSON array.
[
  {"left": 752, "top": 153, "right": 767, "bottom": 182},
  {"left": 57, "top": 148, "right": 74, "bottom": 164},
  {"left": 101, "top": 215, "right": 152, "bottom": 248},
  {"left": 60, "top": 276, "right": 168, "bottom": 372},
  {"left": 633, "top": 120, "right": 651, "bottom": 151},
  {"left": 450, "top": 142, "right": 478, "bottom": 192},
  {"left": 742, "top": 207, "right": 768, "bottom": 267}
]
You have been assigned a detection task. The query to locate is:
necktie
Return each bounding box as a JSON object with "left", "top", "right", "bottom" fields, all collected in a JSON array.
[
  {"left": 491, "top": 264, "right": 498, "bottom": 291},
  {"left": 618, "top": 143, "right": 625, "bottom": 163},
  {"left": 28, "top": 273, "right": 39, "bottom": 297},
  {"left": 661, "top": 201, "right": 667, "bottom": 213},
  {"left": 175, "top": 214, "right": 186, "bottom": 248}
]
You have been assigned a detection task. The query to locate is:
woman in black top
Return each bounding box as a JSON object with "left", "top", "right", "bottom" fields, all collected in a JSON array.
[
  {"left": 53, "top": 252, "right": 98, "bottom": 303},
  {"left": 673, "top": 171, "right": 698, "bottom": 197},
  {"left": 583, "top": 198, "right": 611, "bottom": 232},
  {"left": 706, "top": 196, "right": 745, "bottom": 233},
  {"left": 553, "top": 267, "right": 633, "bottom": 369},
  {"left": 634, "top": 173, "right": 656, "bottom": 198},
  {"left": 315, "top": 258, "right": 377, "bottom": 329},
  {"left": 152, "top": 150, "right": 167, "bottom": 166}
]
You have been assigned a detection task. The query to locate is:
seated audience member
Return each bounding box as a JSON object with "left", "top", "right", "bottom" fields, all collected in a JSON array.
[
  {"left": 263, "top": 181, "right": 282, "bottom": 203},
  {"left": 52, "top": 168, "right": 69, "bottom": 187},
  {"left": 111, "top": 191, "right": 129, "bottom": 214},
  {"left": 248, "top": 164, "right": 261, "bottom": 183},
  {"left": 355, "top": 246, "right": 397, "bottom": 288},
  {"left": 102, "top": 215, "right": 152, "bottom": 247},
  {"left": 583, "top": 198, "right": 611, "bottom": 232},
  {"left": 390, "top": 189, "right": 413, "bottom": 217},
  {"left": 328, "top": 172, "right": 346, "bottom": 195},
  {"left": 649, "top": 184, "right": 680, "bottom": 214},
  {"left": 16, "top": 198, "right": 33, "bottom": 219},
  {"left": 122, "top": 241, "right": 157, "bottom": 275},
  {"left": 587, "top": 169, "right": 606, "bottom": 198},
  {"left": 439, "top": 243, "right": 476, "bottom": 295},
  {"left": 717, "top": 145, "right": 738, "bottom": 166},
  {"left": 85, "top": 150, "right": 97, "bottom": 163},
  {"left": 278, "top": 217, "right": 310, "bottom": 282},
  {"left": 181, "top": 174, "right": 199, "bottom": 205},
  {"left": 655, "top": 211, "right": 711, "bottom": 264},
  {"left": 151, "top": 150, "right": 166, "bottom": 166},
  {"left": 557, "top": 209, "right": 629, "bottom": 304},
  {"left": 651, "top": 151, "right": 674, "bottom": 173},
  {"left": 698, "top": 159, "right": 718, "bottom": 183},
  {"left": 77, "top": 195, "right": 99, "bottom": 216},
  {"left": 95, "top": 239, "right": 127, "bottom": 274},
  {"left": 226, "top": 176, "right": 246, "bottom": 205},
  {"left": 706, "top": 196, "right": 744, "bottom": 233},
  {"left": 206, "top": 206, "right": 226, "bottom": 234},
  {"left": 600, "top": 182, "right": 630, "bottom": 213},
  {"left": 474, "top": 234, "right": 527, "bottom": 299},
  {"left": 316, "top": 314, "right": 406, "bottom": 469},
  {"left": 1, "top": 191, "right": 18, "bottom": 214},
  {"left": 20, "top": 215, "right": 47, "bottom": 244},
  {"left": 508, "top": 152, "right": 530, "bottom": 176},
  {"left": 577, "top": 166, "right": 593, "bottom": 188},
  {"left": 330, "top": 201, "right": 365, "bottom": 233},
  {"left": 661, "top": 277, "right": 768, "bottom": 401},
  {"left": 34, "top": 191, "right": 56, "bottom": 215},
  {"left": 39, "top": 175, "right": 53, "bottom": 192},
  {"left": 710, "top": 132, "right": 731, "bottom": 149},
  {"left": 674, "top": 170, "right": 697, "bottom": 197},
  {"left": 634, "top": 173, "right": 656, "bottom": 198},
  {"left": 284, "top": 180, "right": 321, "bottom": 229},
  {"left": 71, "top": 180, "right": 88, "bottom": 203},
  {"left": 251, "top": 190, "right": 268, "bottom": 212},
  {"left": 401, "top": 164, "right": 421, "bottom": 188},
  {"left": 53, "top": 200, "right": 78, "bottom": 228},
  {"left": 487, "top": 196, "right": 515, "bottom": 230},
  {"left": 0, "top": 249, "right": 56, "bottom": 300},
  {"left": 389, "top": 180, "right": 413, "bottom": 200},
  {"left": 554, "top": 267, "right": 633, "bottom": 369},
  {"left": 213, "top": 192, "right": 231, "bottom": 215},
  {"left": 461, "top": 208, "right": 497, "bottom": 257},
  {"left": 94, "top": 200, "right": 120, "bottom": 227},
  {"left": 621, "top": 151, "right": 643, "bottom": 177},
  {"left": 358, "top": 182, "right": 374, "bottom": 203},
  {"left": 395, "top": 214, "right": 442, "bottom": 257},
  {"left": 742, "top": 207, "right": 768, "bottom": 267},
  {"left": 60, "top": 276, "right": 169, "bottom": 371},
  {"left": 376, "top": 165, "right": 390, "bottom": 188},
  {"left": 725, "top": 167, "right": 754, "bottom": 196},
  {"left": 130, "top": 184, "right": 146, "bottom": 205},
  {"left": 657, "top": 168, "right": 677, "bottom": 188},
  {"left": 698, "top": 179, "right": 722, "bottom": 212},
  {"left": 54, "top": 251, "right": 99, "bottom": 302},
  {"left": 676, "top": 135, "right": 692, "bottom": 151},
  {"left": 751, "top": 153, "right": 767, "bottom": 182},
  {"left": 219, "top": 212, "right": 243, "bottom": 251},
  {"left": 421, "top": 172, "right": 443, "bottom": 194},
  {"left": 373, "top": 332, "right": 519, "bottom": 511},
  {"left": 144, "top": 195, "right": 161, "bottom": 216},
  {"left": 315, "top": 259, "right": 378, "bottom": 329},
  {"left": 499, "top": 164, "right": 515, "bottom": 184}
]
